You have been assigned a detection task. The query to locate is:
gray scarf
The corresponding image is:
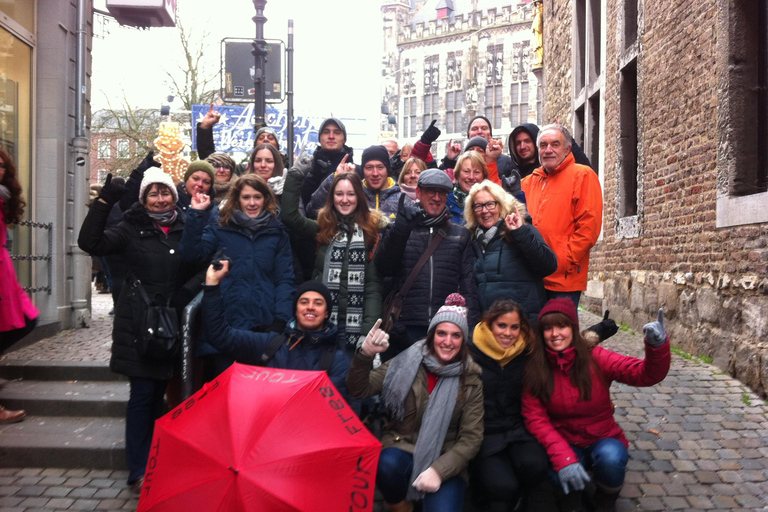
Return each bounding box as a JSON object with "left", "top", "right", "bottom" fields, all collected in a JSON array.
[
  {"left": 146, "top": 207, "right": 178, "bottom": 230},
  {"left": 381, "top": 339, "right": 464, "bottom": 501},
  {"left": 475, "top": 219, "right": 503, "bottom": 251},
  {"left": 230, "top": 209, "right": 272, "bottom": 236}
]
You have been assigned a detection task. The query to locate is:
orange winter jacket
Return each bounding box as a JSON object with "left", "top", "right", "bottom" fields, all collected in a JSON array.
[{"left": 521, "top": 153, "right": 602, "bottom": 292}]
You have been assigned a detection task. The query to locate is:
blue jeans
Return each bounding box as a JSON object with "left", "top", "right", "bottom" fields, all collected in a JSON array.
[
  {"left": 126, "top": 377, "right": 168, "bottom": 483},
  {"left": 550, "top": 438, "right": 628, "bottom": 490},
  {"left": 546, "top": 290, "right": 582, "bottom": 310},
  {"left": 377, "top": 447, "right": 466, "bottom": 511}
]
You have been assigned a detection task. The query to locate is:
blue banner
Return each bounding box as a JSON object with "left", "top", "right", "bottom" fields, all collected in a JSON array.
[{"left": 191, "top": 105, "right": 331, "bottom": 156}]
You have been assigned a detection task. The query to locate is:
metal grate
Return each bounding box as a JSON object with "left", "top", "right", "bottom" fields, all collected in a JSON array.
[{"left": 9, "top": 220, "right": 53, "bottom": 295}]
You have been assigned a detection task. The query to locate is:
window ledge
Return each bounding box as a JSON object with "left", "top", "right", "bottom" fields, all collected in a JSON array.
[
  {"left": 615, "top": 214, "right": 640, "bottom": 239},
  {"left": 716, "top": 191, "right": 768, "bottom": 228}
]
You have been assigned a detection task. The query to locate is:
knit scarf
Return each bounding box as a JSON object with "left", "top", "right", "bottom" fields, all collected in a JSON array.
[
  {"left": 419, "top": 206, "right": 448, "bottom": 228},
  {"left": 322, "top": 221, "right": 366, "bottom": 347},
  {"left": 147, "top": 207, "right": 178, "bottom": 231},
  {"left": 475, "top": 219, "right": 503, "bottom": 251},
  {"left": 230, "top": 209, "right": 272, "bottom": 236},
  {"left": 451, "top": 184, "right": 468, "bottom": 210},
  {"left": 381, "top": 340, "right": 464, "bottom": 501},
  {"left": 472, "top": 321, "right": 527, "bottom": 367}
]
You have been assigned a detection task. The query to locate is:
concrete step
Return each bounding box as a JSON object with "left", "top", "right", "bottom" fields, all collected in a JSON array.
[
  {"left": 0, "top": 415, "right": 126, "bottom": 469},
  {"left": 0, "top": 360, "right": 127, "bottom": 382},
  {"left": 0, "top": 379, "right": 129, "bottom": 417}
]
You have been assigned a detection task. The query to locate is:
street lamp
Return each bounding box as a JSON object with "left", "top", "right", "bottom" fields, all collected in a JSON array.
[{"left": 252, "top": 0, "right": 268, "bottom": 128}]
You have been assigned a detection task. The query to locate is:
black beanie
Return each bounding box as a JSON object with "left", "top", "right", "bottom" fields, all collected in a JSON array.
[
  {"left": 466, "top": 115, "right": 493, "bottom": 138},
  {"left": 293, "top": 281, "right": 333, "bottom": 318},
  {"left": 361, "top": 145, "right": 392, "bottom": 176},
  {"left": 319, "top": 117, "right": 347, "bottom": 142}
]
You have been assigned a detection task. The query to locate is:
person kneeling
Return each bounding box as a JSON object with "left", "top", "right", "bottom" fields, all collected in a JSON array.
[
  {"left": 522, "top": 299, "right": 670, "bottom": 512},
  {"left": 202, "top": 261, "right": 349, "bottom": 396},
  {"left": 346, "top": 294, "right": 484, "bottom": 512}
]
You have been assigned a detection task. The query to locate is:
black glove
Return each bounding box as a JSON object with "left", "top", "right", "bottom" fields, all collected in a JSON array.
[
  {"left": 393, "top": 194, "right": 421, "bottom": 234},
  {"left": 420, "top": 120, "right": 441, "bottom": 146},
  {"left": 586, "top": 310, "right": 619, "bottom": 342},
  {"left": 501, "top": 170, "right": 523, "bottom": 197},
  {"left": 98, "top": 174, "right": 126, "bottom": 205},
  {"left": 136, "top": 150, "right": 161, "bottom": 174},
  {"left": 390, "top": 150, "right": 404, "bottom": 175}
]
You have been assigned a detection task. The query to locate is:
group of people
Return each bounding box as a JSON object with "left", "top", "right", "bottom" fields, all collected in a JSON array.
[{"left": 72, "top": 112, "right": 671, "bottom": 512}]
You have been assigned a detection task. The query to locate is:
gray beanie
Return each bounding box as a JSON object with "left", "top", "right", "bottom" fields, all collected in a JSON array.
[
  {"left": 428, "top": 293, "right": 469, "bottom": 340},
  {"left": 319, "top": 117, "right": 347, "bottom": 142},
  {"left": 464, "top": 136, "right": 489, "bottom": 153},
  {"left": 417, "top": 168, "right": 453, "bottom": 191}
]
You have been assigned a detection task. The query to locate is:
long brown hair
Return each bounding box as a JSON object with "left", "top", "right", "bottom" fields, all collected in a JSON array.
[
  {"left": 249, "top": 143, "right": 284, "bottom": 179},
  {"left": 316, "top": 172, "right": 382, "bottom": 249},
  {"left": 0, "top": 147, "right": 26, "bottom": 225},
  {"left": 218, "top": 174, "right": 278, "bottom": 227},
  {"left": 523, "top": 312, "right": 597, "bottom": 403},
  {"left": 480, "top": 299, "right": 534, "bottom": 348}
]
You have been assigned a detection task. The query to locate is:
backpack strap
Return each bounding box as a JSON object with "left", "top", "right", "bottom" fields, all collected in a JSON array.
[{"left": 259, "top": 334, "right": 287, "bottom": 366}]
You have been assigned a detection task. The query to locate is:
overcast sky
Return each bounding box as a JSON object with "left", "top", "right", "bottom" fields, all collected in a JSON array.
[{"left": 91, "top": 0, "right": 383, "bottom": 134}]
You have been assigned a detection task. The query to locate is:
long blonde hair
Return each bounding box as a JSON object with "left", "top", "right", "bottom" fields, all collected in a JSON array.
[{"left": 464, "top": 180, "right": 527, "bottom": 233}]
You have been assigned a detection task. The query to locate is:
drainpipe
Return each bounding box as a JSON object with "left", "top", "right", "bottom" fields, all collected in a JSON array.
[{"left": 71, "top": 0, "right": 90, "bottom": 327}]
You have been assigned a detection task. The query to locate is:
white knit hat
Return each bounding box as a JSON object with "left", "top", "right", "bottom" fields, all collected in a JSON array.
[
  {"left": 139, "top": 168, "right": 178, "bottom": 204},
  {"left": 428, "top": 293, "right": 469, "bottom": 340}
]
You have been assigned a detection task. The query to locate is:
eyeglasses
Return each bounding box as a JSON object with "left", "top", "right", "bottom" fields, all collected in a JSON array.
[
  {"left": 420, "top": 188, "right": 448, "bottom": 198},
  {"left": 472, "top": 200, "right": 499, "bottom": 212}
]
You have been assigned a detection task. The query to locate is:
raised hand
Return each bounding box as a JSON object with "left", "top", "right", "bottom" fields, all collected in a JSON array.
[
  {"left": 485, "top": 138, "right": 503, "bottom": 162},
  {"left": 360, "top": 319, "right": 390, "bottom": 356},
  {"left": 504, "top": 205, "right": 523, "bottom": 230},
  {"left": 643, "top": 309, "right": 667, "bottom": 347},
  {"left": 336, "top": 153, "right": 356, "bottom": 175},
  {"left": 290, "top": 147, "right": 313, "bottom": 176},
  {"left": 446, "top": 139, "right": 462, "bottom": 160},
  {"left": 501, "top": 170, "right": 522, "bottom": 197},
  {"left": 190, "top": 191, "right": 211, "bottom": 211},
  {"left": 98, "top": 173, "right": 126, "bottom": 205},
  {"left": 205, "top": 259, "right": 230, "bottom": 286},
  {"left": 420, "top": 119, "right": 441, "bottom": 145},
  {"left": 200, "top": 103, "right": 221, "bottom": 129}
]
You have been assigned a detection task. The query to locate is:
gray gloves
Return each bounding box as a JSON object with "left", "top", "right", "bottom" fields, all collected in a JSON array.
[
  {"left": 290, "top": 149, "right": 312, "bottom": 177},
  {"left": 557, "top": 462, "right": 591, "bottom": 494},
  {"left": 643, "top": 309, "right": 667, "bottom": 347}
]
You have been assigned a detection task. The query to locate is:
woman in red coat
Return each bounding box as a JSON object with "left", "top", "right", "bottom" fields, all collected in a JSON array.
[{"left": 522, "top": 298, "right": 670, "bottom": 512}]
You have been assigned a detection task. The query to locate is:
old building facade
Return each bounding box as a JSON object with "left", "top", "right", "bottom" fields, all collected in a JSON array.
[
  {"left": 381, "top": 0, "right": 541, "bottom": 152},
  {"left": 541, "top": 0, "right": 768, "bottom": 393}
]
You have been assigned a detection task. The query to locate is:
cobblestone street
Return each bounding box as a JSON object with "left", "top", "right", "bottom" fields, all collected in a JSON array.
[{"left": 1, "top": 297, "right": 767, "bottom": 511}]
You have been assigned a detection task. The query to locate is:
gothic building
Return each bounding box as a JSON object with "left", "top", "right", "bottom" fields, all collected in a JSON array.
[{"left": 381, "top": 0, "right": 540, "bottom": 153}]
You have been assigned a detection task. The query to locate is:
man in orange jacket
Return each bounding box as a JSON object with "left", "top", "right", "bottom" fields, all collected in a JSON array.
[{"left": 521, "top": 124, "right": 603, "bottom": 308}]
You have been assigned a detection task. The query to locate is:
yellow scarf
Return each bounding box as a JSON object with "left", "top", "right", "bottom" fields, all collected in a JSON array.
[{"left": 472, "top": 321, "right": 527, "bottom": 367}]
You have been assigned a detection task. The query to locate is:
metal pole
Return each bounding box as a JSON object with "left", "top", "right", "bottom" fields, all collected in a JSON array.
[
  {"left": 252, "top": 0, "right": 268, "bottom": 128},
  {"left": 72, "top": 0, "right": 91, "bottom": 327},
  {"left": 287, "top": 19, "right": 294, "bottom": 167}
]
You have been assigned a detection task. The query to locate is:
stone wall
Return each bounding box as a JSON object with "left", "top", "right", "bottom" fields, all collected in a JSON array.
[{"left": 545, "top": 0, "right": 768, "bottom": 395}]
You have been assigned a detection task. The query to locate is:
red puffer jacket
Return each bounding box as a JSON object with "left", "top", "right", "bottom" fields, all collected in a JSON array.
[{"left": 522, "top": 341, "right": 670, "bottom": 471}]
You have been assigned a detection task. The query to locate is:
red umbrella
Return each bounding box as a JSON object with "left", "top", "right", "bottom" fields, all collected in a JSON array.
[{"left": 137, "top": 363, "right": 381, "bottom": 512}]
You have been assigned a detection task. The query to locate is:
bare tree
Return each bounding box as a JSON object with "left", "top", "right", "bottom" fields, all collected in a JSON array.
[{"left": 164, "top": 19, "right": 218, "bottom": 112}]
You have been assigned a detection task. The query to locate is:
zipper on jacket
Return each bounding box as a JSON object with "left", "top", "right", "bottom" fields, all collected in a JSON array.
[{"left": 428, "top": 227, "right": 434, "bottom": 319}]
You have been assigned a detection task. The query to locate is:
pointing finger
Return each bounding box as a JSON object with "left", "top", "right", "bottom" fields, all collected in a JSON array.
[
  {"left": 657, "top": 308, "right": 664, "bottom": 326},
  {"left": 603, "top": 310, "right": 610, "bottom": 320}
]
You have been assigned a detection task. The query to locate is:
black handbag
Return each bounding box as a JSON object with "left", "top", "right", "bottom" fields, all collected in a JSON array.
[{"left": 129, "top": 279, "right": 180, "bottom": 360}]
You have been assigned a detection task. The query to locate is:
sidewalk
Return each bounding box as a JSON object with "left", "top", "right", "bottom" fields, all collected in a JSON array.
[{"left": 1, "top": 301, "right": 767, "bottom": 511}]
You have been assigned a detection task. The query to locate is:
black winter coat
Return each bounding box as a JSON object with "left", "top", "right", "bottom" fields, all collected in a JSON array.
[
  {"left": 469, "top": 343, "right": 535, "bottom": 459},
  {"left": 300, "top": 146, "right": 355, "bottom": 207},
  {"left": 78, "top": 201, "right": 204, "bottom": 380},
  {"left": 375, "top": 218, "right": 479, "bottom": 328},
  {"left": 472, "top": 223, "right": 557, "bottom": 325}
]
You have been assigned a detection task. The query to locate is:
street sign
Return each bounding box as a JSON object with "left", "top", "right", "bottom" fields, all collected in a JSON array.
[{"left": 221, "top": 38, "right": 284, "bottom": 104}]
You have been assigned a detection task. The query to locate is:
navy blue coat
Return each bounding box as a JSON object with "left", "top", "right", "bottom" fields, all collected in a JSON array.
[
  {"left": 180, "top": 208, "right": 295, "bottom": 355},
  {"left": 202, "top": 285, "right": 349, "bottom": 397},
  {"left": 472, "top": 223, "right": 557, "bottom": 325}
]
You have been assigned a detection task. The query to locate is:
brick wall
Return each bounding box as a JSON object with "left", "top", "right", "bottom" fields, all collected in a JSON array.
[{"left": 545, "top": 0, "right": 768, "bottom": 395}]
